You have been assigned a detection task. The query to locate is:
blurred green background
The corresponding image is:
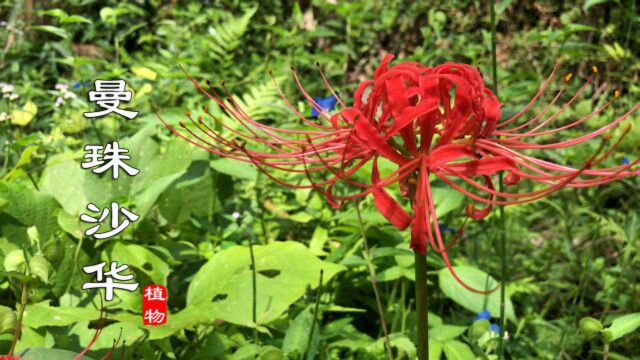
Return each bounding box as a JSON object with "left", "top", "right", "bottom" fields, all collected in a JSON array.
[{"left": 0, "top": 0, "right": 639, "bottom": 359}]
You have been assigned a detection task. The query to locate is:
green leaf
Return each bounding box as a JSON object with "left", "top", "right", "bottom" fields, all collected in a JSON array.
[
  {"left": 603, "top": 313, "right": 640, "bottom": 343},
  {"left": 0, "top": 181, "right": 61, "bottom": 242},
  {"left": 109, "top": 242, "right": 170, "bottom": 285},
  {"left": 29, "top": 255, "right": 49, "bottom": 283},
  {"left": 131, "top": 66, "right": 157, "bottom": 80},
  {"left": 282, "top": 306, "right": 320, "bottom": 359},
  {"left": 11, "top": 101, "right": 38, "bottom": 126},
  {"left": 0, "top": 305, "right": 16, "bottom": 334},
  {"left": 438, "top": 266, "right": 516, "bottom": 322},
  {"left": 187, "top": 242, "right": 345, "bottom": 326},
  {"left": 429, "top": 339, "right": 443, "bottom": 360},
  {"left": 430, "top": 325, "right": 467, "bottom": 341},
  {"left": 31, "top": 25, "right": 68, "bottom": 39},
  {"left": 210, "top": 158, "right": 257, "bottom": 180},
  {"left": 19, "top": 348, "right": 93, "bottom": 360},
  {"left": 442, "top": 340, "right": 475, "bottom": 359},
  {"left": 288, "top": 212, "right": 314, "bottom": 223},
  {"left": 22, "top": 303, "right": 101, "bottom": 328},
  {"left": 60, "top": 15, "right": 92, "bottom": 24},
  {"left": 583, "top": 0, "right": 611, "bottom": 11},
  {"left": 40, "top": 9, "right": 68, "bottom": 18},
  {"left": 3, "top": 249, "right": 25, "bottom": 272}
]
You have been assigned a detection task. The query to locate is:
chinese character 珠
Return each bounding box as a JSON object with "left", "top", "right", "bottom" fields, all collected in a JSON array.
[
  {"left": 80, "top": 202, "right": 139, "bottom": 239},
  {"left": 83, "top": 80, "right": 138, "bottom": 119},
  {"left": 82, "top": 141, "right": 139, "bottom": 179},
  {"left": 82, "top": 261, "right": 139, "bottom": 301}
]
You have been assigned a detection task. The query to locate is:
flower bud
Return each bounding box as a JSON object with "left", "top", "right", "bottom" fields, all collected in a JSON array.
[{"left": 579, "top": 316, "right": 603, "bottom": 336}]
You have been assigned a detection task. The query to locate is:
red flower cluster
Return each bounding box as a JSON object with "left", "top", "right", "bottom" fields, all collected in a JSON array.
[{"left": 160, "top": 55, "right": 639, "bottom": 292}]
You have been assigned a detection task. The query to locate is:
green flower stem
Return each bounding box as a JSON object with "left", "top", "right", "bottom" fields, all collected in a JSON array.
[
  {"left": 415, "top": 252, "right": 428, "bottom": 360},
  {"left": 489, "top": 0, "right": 508, "bottom": 358},
  {"left": 355, "top": 202, "right": 394, "bottom": 360}
]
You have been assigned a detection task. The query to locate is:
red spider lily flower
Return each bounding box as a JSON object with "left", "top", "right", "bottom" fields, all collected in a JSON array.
[
  {"left": 0, "top": 355, "right": 20, "bottom": 360},
  {"left": 158, "top": 55, "right": 639, "bottom": 293}
]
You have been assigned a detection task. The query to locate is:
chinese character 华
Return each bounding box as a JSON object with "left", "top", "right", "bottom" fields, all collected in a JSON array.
[{"left": 82, "top": 261, "right": 139, "bottom": 301}]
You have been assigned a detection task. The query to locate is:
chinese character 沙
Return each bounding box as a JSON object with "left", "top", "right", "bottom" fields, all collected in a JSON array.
[{"left": 80, "top": 202, "right": 139, "bottom": 239}]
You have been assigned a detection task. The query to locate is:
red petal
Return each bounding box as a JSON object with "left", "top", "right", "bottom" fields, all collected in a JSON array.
[{"left": 371, "top": 159, "right": 411, "bottom": 230}]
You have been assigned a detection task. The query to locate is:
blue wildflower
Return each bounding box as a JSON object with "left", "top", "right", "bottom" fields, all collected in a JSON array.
[
  {"left": 73, "top": 81, "right": 81, "bottom": 90},
  {"left": 489, "top": 323, "right": 501, "bottom": 333},
  {"left": 474, "top": 310, "right": 491, "bottom": 321},
  {"left": 623, "top": 157, "right": 630, "bottom": 165},
  {"left": 311, "top": 94, "right": 338, "bottom": 118}
]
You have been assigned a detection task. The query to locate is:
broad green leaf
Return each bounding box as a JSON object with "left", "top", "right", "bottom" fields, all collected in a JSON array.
[
  {"left": 431, "top": 186, "right": 465, "bottom": 217},
  {"left": 72, "top": 320, "right": 144, "bottom": 351},
  {"left": 309, "top": 226, "right": 328, "bottom": 256},
  {"left": 429, "top": 339, "right": 443, "bottom": 360},
  {"left": 31, "top": 25, "right": 68, "bottom": 39},
  {"left": 430, "top": 325, "right": 467, "bottom": 341},
  {"left": 19, "top": 348, "right": 93, "bottom": 360},
  {"left": 11, "top": 101, "right": 38, "bottom": 126},
  {"left": 3, "top": 249, "right": 25, "bottom": 272},
  {"left": 22, "top": 303, "right": 100, "bottom": 328},
  {"left": 443, "top": 340, "right": 475, "bottom": 359},
  {"left": 109, "top": 242, "right": 170, "bottom": 284},
  {"left": 3, "top": 145, "right": 38, "bottom": 181},
  {"left": 210, "top": 158, "right": 257, "bottom": 180},
  {"left": 282, "top": 306, "right": 320, "bottom": 359},
  {"left": 0, "top": 305, "right": 16, "bottom": 334},
  {"left": 438, "top": 266, "right": 516, "bottom": 322},
  {"left": 158, "top": 161, "right": 214, "bottom": 223},
  {"left": 29, "top": 255, "right": 49, "bottom": 283},
  {"left": 0, "top": 182, "right": 60, "bottom": 242},
  {"left": 603, "top": 313, "right": 640, "bottom": 343},
  {"left": 288, "top": 212, "right": 314, "bottom": 223},
  {"left": 187, "top": 241, "right": 345, "bottom": 326}
]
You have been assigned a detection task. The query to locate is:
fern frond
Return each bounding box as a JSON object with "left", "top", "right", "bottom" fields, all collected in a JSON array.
[{"left": 208, "top": 7, "right": 257, "bottom": 60}]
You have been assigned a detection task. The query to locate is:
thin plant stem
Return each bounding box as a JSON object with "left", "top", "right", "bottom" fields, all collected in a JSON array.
[
  {"left": 355, "top": 202, "right": 395, "bottom": 360},
  {"left": 89, "top": 119, "right": 105, "bottom": 144},
  {"left": 248, "top": 234, "right": 258, "bottom": 344},
  {"left": 489, "top": 1, "right": 507, "bottom": 358},
  {"left": 305, "top": 270, "right": 323, "bottom": 360},
  {"left": 415, "top": 252, "right": 428, "bottom": 360},
  {"left": 8, "top": 282, "right": 28, "bottom": 356}
]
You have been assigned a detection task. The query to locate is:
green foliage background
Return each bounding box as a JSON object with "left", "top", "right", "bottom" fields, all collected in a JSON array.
[{"left": 0, "top": 0, "right": 639, "bottom": 359}]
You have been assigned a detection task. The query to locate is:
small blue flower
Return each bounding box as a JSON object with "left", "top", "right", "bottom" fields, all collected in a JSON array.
[
  {"left": 311, "top": 94, "right": 338, "bottom": 118},
  {"left": 623, "top": 157, "right": 630, "bottom": 165},
  {"left": 489, "top": 323, "right": 501, "bottom": 333},
  {"left": 73, "top": 81, "right": 82, "bottom": 90},
  {"left": 474, "top": 310, "right": 491, "bottom": 321}
]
